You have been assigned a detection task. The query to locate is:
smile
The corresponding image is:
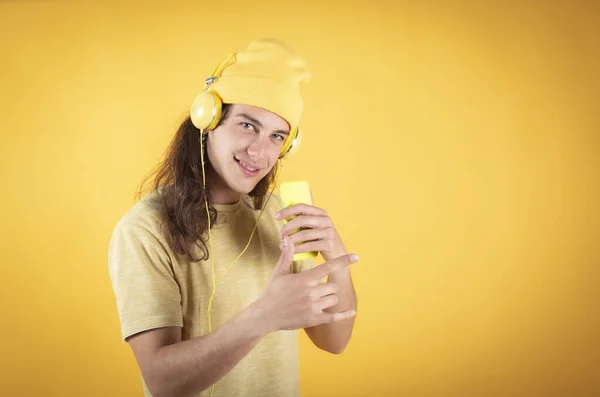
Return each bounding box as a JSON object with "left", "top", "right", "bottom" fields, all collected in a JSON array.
[{"left": 234, "top": 157, "right": 261, "bottom": 176}]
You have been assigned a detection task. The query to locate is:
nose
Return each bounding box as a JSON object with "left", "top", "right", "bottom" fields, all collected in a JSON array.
[{"left": 246, "top": 134, "right": 267, "bottom": 160}]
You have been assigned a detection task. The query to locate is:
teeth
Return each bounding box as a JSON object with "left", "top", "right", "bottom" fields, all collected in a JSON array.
[{"left": 239, "top": 159, "right": 257, "bottom": 171}]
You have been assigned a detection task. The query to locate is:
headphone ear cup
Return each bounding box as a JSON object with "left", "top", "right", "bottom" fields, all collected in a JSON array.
[
  {"left": 279, "top": 127, "right": 300, "bottom": 159},
  {"left": 190, "top": 91, "right": 222, "bottom": 131}
]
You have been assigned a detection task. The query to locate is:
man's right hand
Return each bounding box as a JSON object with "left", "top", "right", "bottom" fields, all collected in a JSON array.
[{"left": 252, "top": 236, "right": 358, "bottom": 334}]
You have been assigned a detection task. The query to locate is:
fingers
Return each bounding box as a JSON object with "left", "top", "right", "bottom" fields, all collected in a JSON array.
[
  {"left": 273, "top": 236, "right": 295, "bottom": 277},
  {"left": 284, "top": 223, "right": 334, "bottom": 255},
  {"left": 309, "top": 283, "right": 355, "bottom": 325},
  {"left": 281, "top": 215, "right": 332, "bottom": 237},
  {"left": 294, "top": 239, "right": 333, "bottom": 255},
  {"left": 288, "top": 227, "right": 333, "bottom": 246},
  {"left": 314, "top": 294, "right": 340, "bottom": 311},
  {"left": 317, "top": 309, "right": 357, "bottom": 325},
  {"left": 275, "top": 203, "right": 327, "bottom": 222},
  {"left": 303, "top": 254, "right": 359, "bottom": 282},
  {"left": 310, "top": 282, "right": 339, "bottom": 298}
]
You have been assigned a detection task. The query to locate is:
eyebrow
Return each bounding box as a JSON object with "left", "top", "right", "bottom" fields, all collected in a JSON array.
[{"left": 236, "top": 113, "right": 289, "bottom": 136}]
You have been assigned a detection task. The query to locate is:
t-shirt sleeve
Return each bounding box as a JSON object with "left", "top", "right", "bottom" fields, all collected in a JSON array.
[{"left": 108, "top": 218, "right": 182, "bottom": 341}]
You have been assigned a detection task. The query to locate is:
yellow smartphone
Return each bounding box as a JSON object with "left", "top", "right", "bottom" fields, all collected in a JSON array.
[{"left": 279, "top": 181, "right": 319, "bottom": 261}]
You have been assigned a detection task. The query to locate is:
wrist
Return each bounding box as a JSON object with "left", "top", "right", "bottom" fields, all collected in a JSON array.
[
  {"left": 245, "top": 299, "right": 276, "bottom": 337},
  {"left": 321, "top": 231, "right": 348, "bottom": 261}
]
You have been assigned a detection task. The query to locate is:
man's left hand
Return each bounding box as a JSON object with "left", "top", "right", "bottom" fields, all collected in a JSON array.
[{"left": 274, "top": 204, "right": 346, "bottom": 261}]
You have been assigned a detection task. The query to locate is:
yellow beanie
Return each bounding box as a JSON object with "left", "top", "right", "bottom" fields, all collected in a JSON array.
[{"left": 207, "top": 38, "right": 311, "bottom": 135}]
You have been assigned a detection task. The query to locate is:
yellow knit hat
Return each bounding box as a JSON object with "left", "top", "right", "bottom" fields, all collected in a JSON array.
[{"left": 202, "top": 38, "right": 311, "bottom": 140}]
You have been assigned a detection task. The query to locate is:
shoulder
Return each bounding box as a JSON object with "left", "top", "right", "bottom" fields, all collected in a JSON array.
[
  {"left": 113, "top": 191, "right": 164, "bottom": 232},
  {"left": 108, "top": 191, "right": 171, "bottom": 259}
]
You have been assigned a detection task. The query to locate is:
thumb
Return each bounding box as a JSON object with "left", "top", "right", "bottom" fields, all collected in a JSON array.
[{"left": 273, "top": 236, "right": 294, "bottom": 277}]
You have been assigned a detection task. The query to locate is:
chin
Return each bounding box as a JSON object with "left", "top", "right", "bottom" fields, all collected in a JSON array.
[{"left": 228, "top": 177, "right": 260, "bottom": 195}]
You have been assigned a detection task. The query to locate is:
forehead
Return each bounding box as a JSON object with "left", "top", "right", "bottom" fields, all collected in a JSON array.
[{"left": 227, "top": 104, "right": 290, "bottom": 132}]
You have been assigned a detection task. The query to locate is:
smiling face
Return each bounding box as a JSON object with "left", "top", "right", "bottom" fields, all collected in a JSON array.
[{"left": 205, "top": 104, "right": 290, "bottom": 204}]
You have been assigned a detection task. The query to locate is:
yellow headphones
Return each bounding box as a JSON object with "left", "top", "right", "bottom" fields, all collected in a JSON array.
[{"left": 189, "top": 53, "right": 300, "bottom": 159}]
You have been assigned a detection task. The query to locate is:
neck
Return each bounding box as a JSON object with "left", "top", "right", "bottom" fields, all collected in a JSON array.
[
  {"left": 206, "top": 168, "right": 241, "bottom": 205},
  {"left": 211, "top": 189, "right": 242, "bottom": 205}
]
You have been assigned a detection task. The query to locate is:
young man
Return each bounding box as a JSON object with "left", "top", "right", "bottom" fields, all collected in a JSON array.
[{"left": 108, "top": 38, "right": 358, "bottom": 397}]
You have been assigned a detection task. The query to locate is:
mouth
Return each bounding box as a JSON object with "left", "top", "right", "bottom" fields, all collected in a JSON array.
[{"left": 234, "top": 156, "right": 261, "bottom": 177}]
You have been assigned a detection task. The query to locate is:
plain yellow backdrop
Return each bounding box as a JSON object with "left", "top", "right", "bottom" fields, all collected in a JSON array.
[{"left": 1, "top": 1, "right": 598, "bottom": 396}]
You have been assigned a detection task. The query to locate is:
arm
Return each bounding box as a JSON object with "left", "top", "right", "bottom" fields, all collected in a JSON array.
[
  {"left": 304, "top": 268, "right": 357, "bottom": 353},
  {"left": 277, "top": 206, "right": 358, "bottom": 354},
  {"left": 127, "top": 305, "right": 267, "bottom": 397},
  {"left": 124, "top": 236, "right": 357, "bottom": 397},
  {"left": 303, "top": 229, "right": 357, "bottom": 354},
  {"left": 109, "top": 221, "right": 267, "bottom": 397},
  {"left": 305, "top": 269, "right": 357, "bottom": 354}
]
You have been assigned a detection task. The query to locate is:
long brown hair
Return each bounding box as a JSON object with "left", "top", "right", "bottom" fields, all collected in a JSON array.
[{"left": 136, "top": 105, "right": 280, "bottom": 262}]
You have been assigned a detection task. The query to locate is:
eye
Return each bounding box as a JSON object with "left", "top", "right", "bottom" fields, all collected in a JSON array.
[
  {"left": 271, "top": 133, "right": 286, "bottom": 141},
  {"left": 241, "top": 122, "right": 256, "bottom": 131}
]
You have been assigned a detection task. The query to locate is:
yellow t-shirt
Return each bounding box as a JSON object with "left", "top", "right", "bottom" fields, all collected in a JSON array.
[{"left": 108, "top": 190, "right": 315, "bottom": 397}]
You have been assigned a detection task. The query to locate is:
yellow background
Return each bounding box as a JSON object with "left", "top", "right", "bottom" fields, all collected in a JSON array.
[{"left": 1, "top": 1, "right": 598, "bottom": 396}]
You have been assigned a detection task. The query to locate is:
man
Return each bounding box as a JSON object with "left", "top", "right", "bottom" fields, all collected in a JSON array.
[{"left": 108, "top": 38, "right": 358, "bottom": 397}]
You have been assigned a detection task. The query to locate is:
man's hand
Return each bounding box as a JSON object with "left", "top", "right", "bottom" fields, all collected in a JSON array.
[
  {"left": 275, "top": 203, "right": 345, "bottom": 260},
  {"left": 251, "top": 236, "right": 358, "bottom": 334},
  {"left": 273, "top": 199, "right": 358, "bottom": 354}
]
